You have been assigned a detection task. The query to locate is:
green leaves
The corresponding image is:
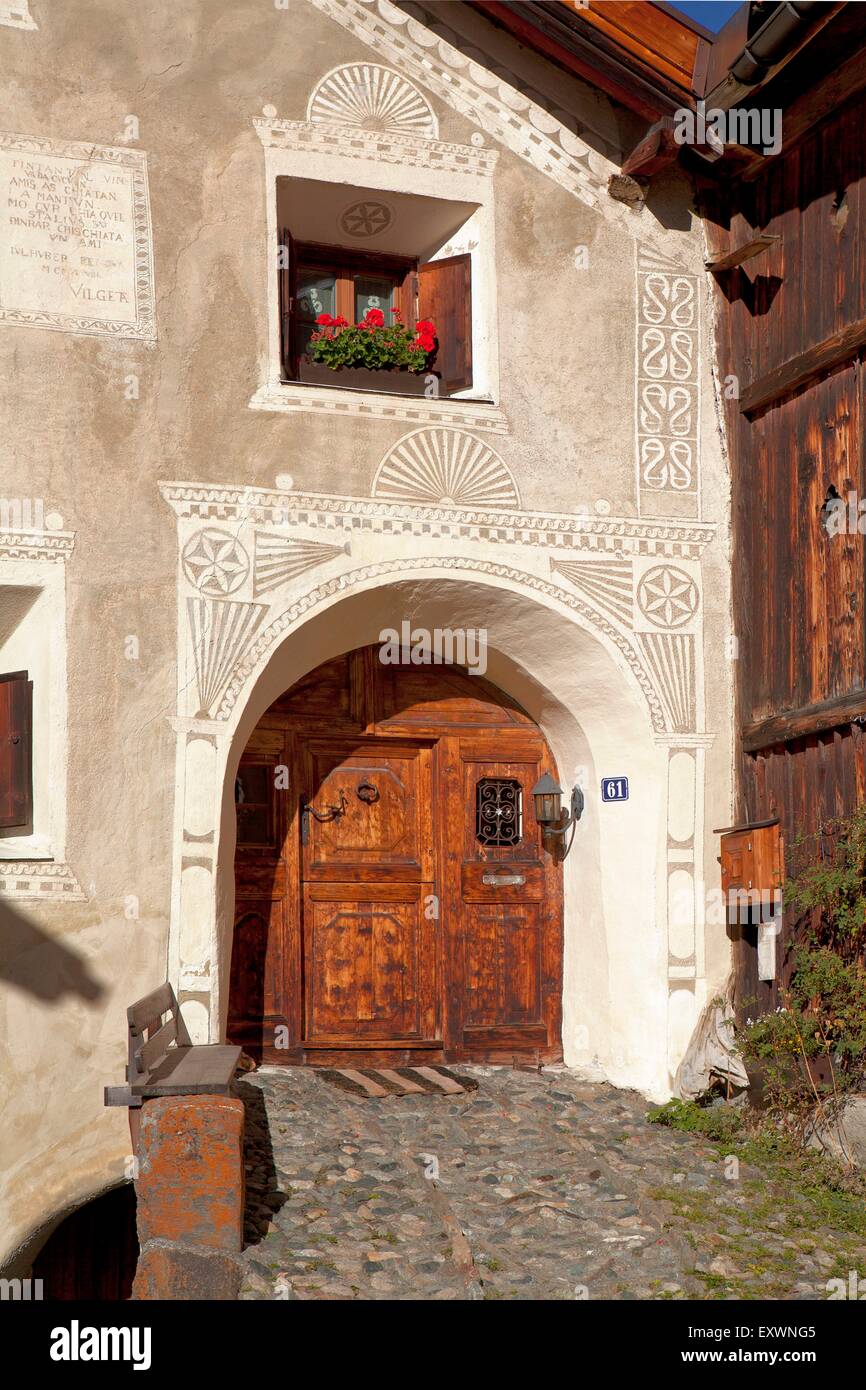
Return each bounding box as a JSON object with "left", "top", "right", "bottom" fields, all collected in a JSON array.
[
  {"left": 784, "top": 804, "right": 866, "bottom": 960},
  {"left": 310, "top": 321, "right": 431, "bottom": 374}
]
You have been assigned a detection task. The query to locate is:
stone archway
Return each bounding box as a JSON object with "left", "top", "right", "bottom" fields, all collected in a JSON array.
[{"left": 165, "top": 567, "right": 708, "bottom": 1099}]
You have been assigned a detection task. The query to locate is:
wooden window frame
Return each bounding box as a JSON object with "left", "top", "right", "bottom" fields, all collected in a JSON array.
[
  {"left": 0, "top": 668, "right": 33, "bottom": 833},
  {"left": 285, "top": 240, "right": 418, "bottom": 383}
]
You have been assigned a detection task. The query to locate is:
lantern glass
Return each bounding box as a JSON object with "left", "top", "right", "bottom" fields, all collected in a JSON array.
[{"left": 531, "top": 774, "right": 563, "bottom": 825}]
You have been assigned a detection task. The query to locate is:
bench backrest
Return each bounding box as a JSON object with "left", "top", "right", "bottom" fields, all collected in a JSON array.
[{"left": 127, "top": 983, "right": 181, "bottom": 1088}]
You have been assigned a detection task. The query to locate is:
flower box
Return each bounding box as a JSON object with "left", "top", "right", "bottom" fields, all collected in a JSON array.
[
  {"left": 301, "top": 307, "right": 438, "bottom": 396},
  {"left": 296, "top": 360, "right": 435, "bottom": 396}
]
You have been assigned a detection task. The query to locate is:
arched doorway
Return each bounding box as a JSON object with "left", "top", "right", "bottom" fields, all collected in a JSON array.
[{"left": 228, "top": 643, "right": 564, "bottom": 1067}]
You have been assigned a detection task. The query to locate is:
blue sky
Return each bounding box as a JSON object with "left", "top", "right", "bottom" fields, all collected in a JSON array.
[{"left": 667, "top": 1, "right": 742, "bottom": 32}]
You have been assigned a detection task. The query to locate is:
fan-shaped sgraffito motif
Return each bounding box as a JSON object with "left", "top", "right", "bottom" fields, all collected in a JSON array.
[
  {"left": 188, "top": 598, "right": 267, "bottom": 718},
  {"left": 372, "top": 429, "right": 520, "bottom": 509},
  {"left": 308, "top": 64, "right": 438, "bottom": 138},
  {"left": 551, "top": 558, "right": 633, "bottom": 627},
  {"left": 638, "top": 632, "right": 695, "bottom": 732},
  {"left": 253, "top": 534, "right": 350, "bottom": 597}
]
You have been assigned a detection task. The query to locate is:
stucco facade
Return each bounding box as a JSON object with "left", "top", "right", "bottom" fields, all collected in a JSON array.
[{"left": 0, "top": 0, "right": 733, "bottom": 1270}]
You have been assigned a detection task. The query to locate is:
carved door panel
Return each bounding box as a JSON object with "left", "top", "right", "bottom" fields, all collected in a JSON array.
[
  {"left": 299, "top": 740, "right": 438, "bottom": 1048},
  {"left": 229, "top": 732, "right": 290, "bottom": 1054},
  {"left": 230, "top": 648, "right": 564, "bottom": 1065},
  {"left": 441, "top": 736, "right": 563, "bottom": 1060}
]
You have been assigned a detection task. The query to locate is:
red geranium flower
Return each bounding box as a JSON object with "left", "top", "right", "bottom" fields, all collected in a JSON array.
[
  {"left": 333, "top": 315, "right": 348, "bottom": 327},
  {"left": 316, "top": 312, "right": 335, "bottom": 326},
  {"left": 415, "top": 319, "right": 436, "bottom": 336},
  {"left": 363, "top": 307, "right": 385, "bottom": 328}
]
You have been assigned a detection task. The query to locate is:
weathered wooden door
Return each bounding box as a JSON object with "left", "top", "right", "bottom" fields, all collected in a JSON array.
[
  {"left": 299, "top": 739, "right": 438, "bottom": 1051},
  {"left": 441, "top": 735, "right": 562, "bottom": 1060},
  {"left": 229, "top": 647, "right": 563, "bottom": 1065}
]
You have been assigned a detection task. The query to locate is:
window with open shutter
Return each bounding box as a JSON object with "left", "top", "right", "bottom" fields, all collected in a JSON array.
[
  {"left": 277, "top": 223, "right": 477, "bottom": 400},
  {"left": 418, "top": 253, "right": 472, "bottom": 394},
  {"left": 278, "top": 225, "right": 295, "bottom": 380},
  {"left": 0, "top": 671, "right": 33, "bottom": 831}
]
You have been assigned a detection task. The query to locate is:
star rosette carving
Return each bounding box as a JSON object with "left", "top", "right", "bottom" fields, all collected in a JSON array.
[
  {"left": 182, "top": 528, "right": 250, "bottom": 597},
  {"left": 636, "top": 564, "right": 699, "bottom": 630}
]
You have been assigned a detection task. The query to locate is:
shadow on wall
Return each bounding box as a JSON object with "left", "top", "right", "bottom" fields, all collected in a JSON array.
[{"left": 0, "top": 897, "right": 105, "bottom": 1004}]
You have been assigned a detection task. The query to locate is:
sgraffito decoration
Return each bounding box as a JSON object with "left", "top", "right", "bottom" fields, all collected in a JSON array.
[
  {"left": 0, "top": 133, "right": 155, "bottom": 342},
  {"left": 253, "top": 534, "right": 350, "bottom": 597},
  {"left": 635, "top": 246, "right": 700, "bottom": 517},
  {"left": 308, "top": 63, "right": 438, "bottom": 137},
  {"left": 371, "top": 428, "right": 520, "bottom": 508}
]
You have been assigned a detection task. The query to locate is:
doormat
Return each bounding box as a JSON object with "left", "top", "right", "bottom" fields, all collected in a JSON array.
[{"left": 319, "top": 1066, "right": 478, "bottom": 1098}]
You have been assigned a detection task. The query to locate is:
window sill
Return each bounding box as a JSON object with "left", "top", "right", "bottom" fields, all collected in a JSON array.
[
  {"left": 0, "top": 837, "right": 52, "bottom": 860},
  {"left": 249, "top": 380, "right": 508, "bottom": 435}
]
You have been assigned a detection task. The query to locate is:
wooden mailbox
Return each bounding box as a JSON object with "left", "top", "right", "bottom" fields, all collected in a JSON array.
[
  {"left": 715, "top": 818, "right": 784, "bottom": 982},
  {"left": 717, "top": 818, "right": 783, "bottom": 899}
]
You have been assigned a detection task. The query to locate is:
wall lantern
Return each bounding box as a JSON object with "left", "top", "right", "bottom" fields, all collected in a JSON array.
[{"left": 531, "top": 773, "right": 584, "bottom": 860}]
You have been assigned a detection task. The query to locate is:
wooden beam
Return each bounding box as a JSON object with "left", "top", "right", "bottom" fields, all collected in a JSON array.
[
  {"left": 739, "top": 314, "right": 866, "bottom": 417},
  {"left": 742, "top": 690, "right": 866, "bottom": 753},
  {"left": 739, "top": 39, "right": 866, "bottom": 182},
  {"left": 621, "top": 117, "right": 679, "bottom": 178},
  {"left": 470, "top": 1, "right": 683, "bottom": 121},
  {"left": 705, "top": 234, "right": 781, "bottom": 273}
]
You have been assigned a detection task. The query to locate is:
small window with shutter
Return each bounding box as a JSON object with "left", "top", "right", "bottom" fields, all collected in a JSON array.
[
  {"left": 417, "top": 253, "right": 472, "bottom": 395},
  {"left": 280, "top": 236, "right": 473, "bottom": 398},
  {"left": 0, "top": 670, "right": 33, "bottom": 832}
]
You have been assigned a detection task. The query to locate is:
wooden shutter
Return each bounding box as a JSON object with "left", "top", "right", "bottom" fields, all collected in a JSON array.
[
  {"left": 0, "top": 671, "right": 32, "bottom": 830},
  {"left": 278, "top": 226, "right": 295, "bottom": 380},
  {"left": 417, "top": 253, "right": 472, "bottom": 394}
]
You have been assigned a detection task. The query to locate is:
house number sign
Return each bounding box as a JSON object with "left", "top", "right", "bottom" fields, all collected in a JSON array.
[{"left": 601, "top": 777, "right": 629, "bottom": 802}]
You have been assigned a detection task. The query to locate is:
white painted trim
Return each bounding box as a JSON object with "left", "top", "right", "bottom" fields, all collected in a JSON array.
[
  {"left": 251, "top": 112, "right": 500, "bottom": 414},
  {"left": 0, "top": 537, "right": 82, "bottom": 901},
  {"left": 249, "top": 382, "right": 508, "bottom": 433},
  {"left": 159, "top": 479, "right": 716, "bottom": 554},
  {"left": 0, "top": 3, "right": 37, "bottom": 29}
]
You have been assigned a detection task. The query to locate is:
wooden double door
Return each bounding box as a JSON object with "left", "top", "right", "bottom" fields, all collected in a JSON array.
[{"left": 229, "top": 647, "right": 563, "bottom": 1065}]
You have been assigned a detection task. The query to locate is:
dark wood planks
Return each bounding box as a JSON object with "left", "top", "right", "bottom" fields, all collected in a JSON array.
[{"left": 702, "top": 80, "right": 866, "bottom": 1019}]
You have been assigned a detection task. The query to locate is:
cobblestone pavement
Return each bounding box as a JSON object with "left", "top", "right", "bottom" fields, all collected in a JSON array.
[{"left": 236, "top": 1066, "right": 863, "bottom": 1301}]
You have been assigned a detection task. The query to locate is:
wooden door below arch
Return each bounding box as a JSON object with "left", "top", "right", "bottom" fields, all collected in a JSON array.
[{"left": 229, "top": 646, "right": 563, "bottom": 1066}]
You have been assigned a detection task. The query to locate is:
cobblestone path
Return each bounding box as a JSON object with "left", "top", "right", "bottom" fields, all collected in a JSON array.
[{"left": 236, "top": 1066, "right": 864, "bottom": 1301}]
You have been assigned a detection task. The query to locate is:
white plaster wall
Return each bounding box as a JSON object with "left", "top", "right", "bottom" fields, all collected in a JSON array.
[{"left": 0, "top": 0, "right": 734, "bottom": 1266}]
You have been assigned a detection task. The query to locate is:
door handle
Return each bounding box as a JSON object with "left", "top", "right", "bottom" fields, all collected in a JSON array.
[{"left": 482, "top": 872, "right": 526, "bottom": 887}]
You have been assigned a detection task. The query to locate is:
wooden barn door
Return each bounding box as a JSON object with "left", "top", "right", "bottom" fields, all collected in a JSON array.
[{"left": 229, "top": 647, "right": 563, "bottom": 1064}]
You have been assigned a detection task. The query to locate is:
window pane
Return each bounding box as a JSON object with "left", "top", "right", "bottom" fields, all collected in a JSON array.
[
  {"left": 235, "top": 765, "right": 274, "bottom": 848},
  {"left": 296, "top": 271, "right": 336, "bottom": 322},
  {"left": 355, "top": 276, "right": 396, "bottom": 324},
  {"left": 235, "top": 765, "right": 269, "bottom": 804},
  {"left": 475, "top": 778, "right": 522, "bottom": 848}
]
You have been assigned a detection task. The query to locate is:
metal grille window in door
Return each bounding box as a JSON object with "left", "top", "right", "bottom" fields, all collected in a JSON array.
[{"left": 475, "top": 777, "right": 522, "bottom": 847}]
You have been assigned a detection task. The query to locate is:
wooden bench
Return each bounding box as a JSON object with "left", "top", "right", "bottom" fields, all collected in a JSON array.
[{"left": 104, "top": 983, "right": 242, "bottom": 1109}]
